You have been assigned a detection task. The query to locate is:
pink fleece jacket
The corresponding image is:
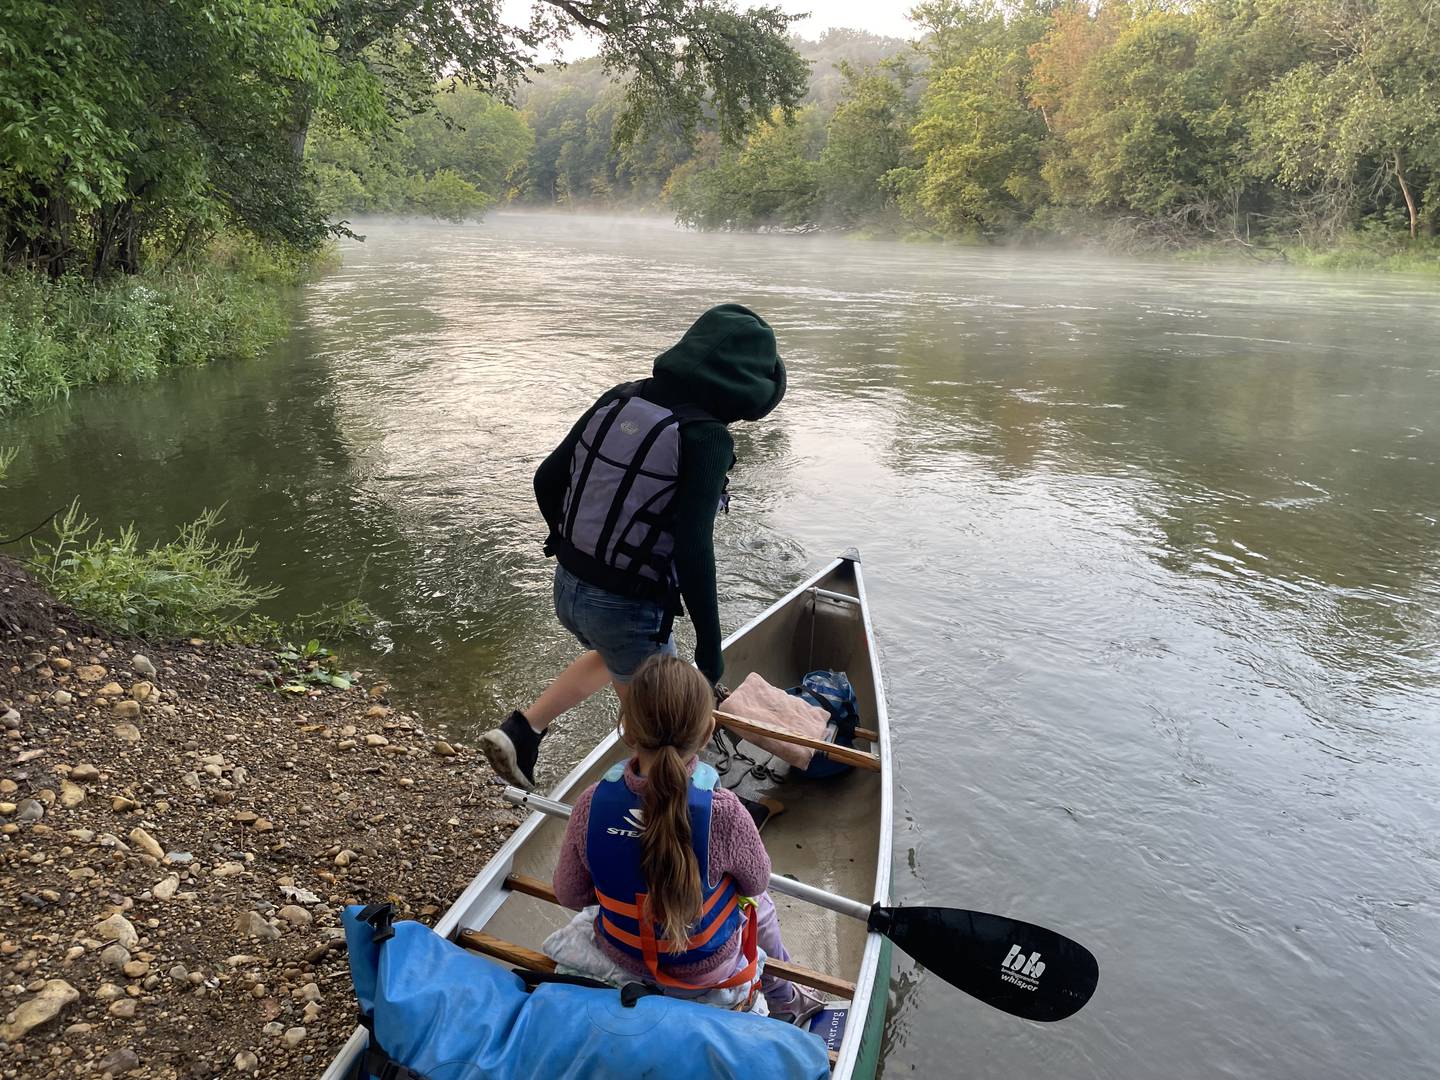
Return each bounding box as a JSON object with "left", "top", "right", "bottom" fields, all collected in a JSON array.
[{"left": 553, "top": 757, "right": 771, "bottom": 984}]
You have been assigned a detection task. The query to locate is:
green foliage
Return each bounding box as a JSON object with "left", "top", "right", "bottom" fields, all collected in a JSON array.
[
  {"left": 0, "top": 447, "right": 14, "bottom": 487},
  {"left": 404, "top": 169, "right": 492, "bottom": 222},
  {"left": 669, "top": 109, "right": 827, "bottom": 230},
  {"left": 28, "top": 504, "right": 281, "bottom": 638},
  {"left": 307, "top": 84, "right": 531, "bottom": 219},
  {"left": 819, "top": 61, "right": 918, "bottom": 227},
  {"left": 904, "top": 44, "right": 1048, "bottom": 236},
  {"left": 502, "top": 4, "right": 1435, "bottom": 255},
  {"left": 0, "top": 246, "right": 312, "bottom": 411},
  {"left": 271, "top": 639, "right": 354, "bottom": 694}
]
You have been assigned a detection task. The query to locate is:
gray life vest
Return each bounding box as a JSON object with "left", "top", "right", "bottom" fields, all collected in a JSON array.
[{"left": 548, "top": 387, "right": 718, "bottom": 605}]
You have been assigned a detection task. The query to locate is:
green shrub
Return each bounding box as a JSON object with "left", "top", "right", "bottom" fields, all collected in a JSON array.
[
  {"left": 0, "top": 239, "right": 335, "bottom": 413},
  {"left": 28, "top": 503, "right": 280, "bottom": 638}
]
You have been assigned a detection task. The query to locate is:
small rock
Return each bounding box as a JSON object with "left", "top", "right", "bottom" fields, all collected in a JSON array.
[
  {"left": 128, "top": 827, "right": 164, "bottom": 860},
  {"left": 95, "top": 1047, "right": 140, "bottom": 1074},
  {"left": 432, "top": 740, "right": 457, "bottom": 757},
  {"left": 334, "top": 849, "right": 356, "bottom": 867},
  {"left": 283, "top": 1026, "right": 306, "bottom": 1048},
  {"left": 165, "top": 850, "right": 193, "bottom": 864},
  {"left": 15, "top": 798, "right": 43, "bottom": 822},
  {"left": 98, "top": 681, "right": 124, "bottom": 696},
  {"left": 113, "top": 699, "right": 141, "bottom": 719},
  {"left": 234, "top": 1050, "right": 259, "bottom": 1072},
  {"left": 153, "top": 874, "right": 180, "bottom": 900},
  {"left": 337, "top": 739, "right": 357, "bottom": 750},
  {"left": 111, "top": 795, "right": 139, "bottom": 812},
  {"left": 262, "top": 1021, "right": 285, "bottom": 1036},
  {"left": 76, "top": 664, "right": 107, "bottom": 682},
  {"left": 131, "top": 654, "right": 157, "bottom": 676},
  {"left": 232, "top": 810, "right": 259, "bottom": 825},
  {"left": 168, "top": 964, "right": 188, "bottom": 980},
  {"left": 253, "top": 817, "right": 274, "bottom": 832},
  {"left": 94, "top": 912, "right": 140, "bottom": 950},
  {"left": 213, "top": 860, "right": 245, "bottom": 877},
  {"left": 363, "top": 733, "right": 388, "bottom": 747},
  {"left": 70, "top": 762, "right": 100, "bottom": 782},
  {"left": 51, "top": 689, "right": 73, "bottom": 706},
  {"left": 113, "top": 721, "right": 141, "bottom": 741},
  {"left": 297, "top": 981, "right": 322, "bottom": 1002},
  {"left": 100, "top": 943, "right": 132, "bottom": 970},
  {"left": 0, "top": 778, "right": 15, "bottom": 793},
  {"left": 0, "top": 802, "right": 15, "bottom": 815},
  {"left": 122, "top": 960, "right": 149, "bottom": 978},
  {"left": 1, "top": 708, "right": 19, "bottom": 728},
  {"left": 238, "top": 910, "right": 281, "bottom": 941},
  {"left": 0, "top": 979, "right": 79, "bottom": 1040},
  {"left": 129, "top": 680, "right": 154, "bottom": 702},
  {"left": 59, "top": 780, "right": 85, "bottom": 808},
  {"left": 95, "top": 983, "right": 125, "bottom": 1002},
  {"left": 107, "top": 997, "right": 138, "bottom": 1018},
  {"left": 366, "top": 704, "right": 391, "bottom": 718},
  {"left": 50, "top": 656, "right": 73, "bottom": 672},
  {"left": 302, "top": 1001, "right": 322, "bottom": 1022},
  {"left": 277, "top": 905, "right": 312, "bottom": 927}
]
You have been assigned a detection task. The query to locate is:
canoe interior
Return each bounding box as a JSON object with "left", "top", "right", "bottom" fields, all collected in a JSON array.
[{"left": 481, "top": 557, "right": 884, "bottom": 1015}]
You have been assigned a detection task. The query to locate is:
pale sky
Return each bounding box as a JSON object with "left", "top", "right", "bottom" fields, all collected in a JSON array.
[{"left": 503, "top": 1, "right": 917, "bottom": 62}]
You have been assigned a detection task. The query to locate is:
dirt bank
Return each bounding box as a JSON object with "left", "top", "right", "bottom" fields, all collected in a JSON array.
[{"left": 0, "top": 558, "right": 520, "bottom": 1077}]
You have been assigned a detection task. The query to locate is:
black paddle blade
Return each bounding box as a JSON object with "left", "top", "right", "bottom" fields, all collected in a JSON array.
[{"left": 869, "top": 905, "right": 1098, "bottom": 1022}]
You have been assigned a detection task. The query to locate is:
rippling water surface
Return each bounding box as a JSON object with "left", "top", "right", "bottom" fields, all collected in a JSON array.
[{"left": 5, "top": 215, "right": 1439, "bottom": 1078}]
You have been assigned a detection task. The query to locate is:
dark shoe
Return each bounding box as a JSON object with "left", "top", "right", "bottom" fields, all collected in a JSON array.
[{"left": 478, "top": 710, "right": 545, "bottom": 791}]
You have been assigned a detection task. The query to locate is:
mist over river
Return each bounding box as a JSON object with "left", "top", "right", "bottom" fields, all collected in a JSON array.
[{"left": 5, "top": 214, "right": 1438, "bottom": 1078}]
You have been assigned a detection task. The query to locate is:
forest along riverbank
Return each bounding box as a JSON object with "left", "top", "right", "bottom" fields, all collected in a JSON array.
[{"left": 0, "top": 558, "right": 520, "bottom": 1077}]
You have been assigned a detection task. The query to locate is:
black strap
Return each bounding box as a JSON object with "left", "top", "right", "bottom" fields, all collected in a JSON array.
[
  {"left": 515, "top": 969, "right": 613, "bottom": 992},
  {"left": 362, "top": 1042, "right": 425, "bottom": 1080},
  {"left": 620, "top": 982, "right": 664, "bottom": 1008}
]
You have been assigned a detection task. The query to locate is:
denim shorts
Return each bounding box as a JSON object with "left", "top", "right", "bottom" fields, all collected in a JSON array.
[{"left": 553, "top": 565, "right": 676, "bottom": 683}]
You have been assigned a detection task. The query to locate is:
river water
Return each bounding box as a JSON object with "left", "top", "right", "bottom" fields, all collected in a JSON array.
[{"left": 4, "top": 215, "right": 1438, "bottom": 1078}]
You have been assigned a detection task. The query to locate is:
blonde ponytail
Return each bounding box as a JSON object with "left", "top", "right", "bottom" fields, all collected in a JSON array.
[{"left": 621, "top": 655, "right": 717, "bottom": 952}]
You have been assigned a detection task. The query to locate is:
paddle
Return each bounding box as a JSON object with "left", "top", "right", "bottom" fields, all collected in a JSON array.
[{"left": 501, "top": 787, "right": 1099, "bottom": 1023}]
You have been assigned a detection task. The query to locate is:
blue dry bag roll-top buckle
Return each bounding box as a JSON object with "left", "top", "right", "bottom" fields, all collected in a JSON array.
[{"left": 357, "top": 902, "right": 396, "bottom": 944}]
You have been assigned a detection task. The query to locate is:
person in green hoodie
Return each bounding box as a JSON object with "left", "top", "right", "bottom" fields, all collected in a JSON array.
[{"left": 478, "top": 304, "right": 786, "bottom": 790}]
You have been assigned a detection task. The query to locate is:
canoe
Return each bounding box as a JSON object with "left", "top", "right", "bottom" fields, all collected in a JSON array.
[{"left": 322, "top": 550, "right": 893, "bottom": 1079}]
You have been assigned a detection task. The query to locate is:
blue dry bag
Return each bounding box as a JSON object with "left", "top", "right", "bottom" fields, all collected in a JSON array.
[
  {"left": 789, "top": 670, "right": 862, "bottom": 780},
  {"left": 342, "top": 904, "right": 831, "bottom": 1080}
]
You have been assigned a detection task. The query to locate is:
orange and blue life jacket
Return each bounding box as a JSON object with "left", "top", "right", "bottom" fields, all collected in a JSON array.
[{"left": 586, "top": 761, "right": 757, "bottom": 990}]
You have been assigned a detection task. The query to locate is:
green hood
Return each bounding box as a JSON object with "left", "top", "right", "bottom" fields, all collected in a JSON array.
[{"left": 650, "top": 304, "right": 786, "bottom": 423}]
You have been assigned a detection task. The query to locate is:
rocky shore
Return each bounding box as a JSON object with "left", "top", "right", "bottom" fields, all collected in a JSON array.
[{"left": 0, "top": 560, "right": 521, "bottom": 1077}]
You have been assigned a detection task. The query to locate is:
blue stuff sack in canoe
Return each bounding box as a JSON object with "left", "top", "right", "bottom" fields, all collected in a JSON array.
[{"left": 788, "top": 670, "right": 861, "bottom": 780}]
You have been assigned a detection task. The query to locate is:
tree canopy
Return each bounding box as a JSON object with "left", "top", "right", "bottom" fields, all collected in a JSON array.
[{"left": 0, "top": 0, "right": 808, "bottom": 278}]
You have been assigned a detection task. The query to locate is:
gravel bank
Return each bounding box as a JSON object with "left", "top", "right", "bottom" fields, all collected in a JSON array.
[{"left": 0, "top": 559, "right": 520, "bottom": 1077}]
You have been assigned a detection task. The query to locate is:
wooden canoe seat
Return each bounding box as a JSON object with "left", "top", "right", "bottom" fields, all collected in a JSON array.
[{"left": 500, "top": 873, "right": 857, "bottom": 998}]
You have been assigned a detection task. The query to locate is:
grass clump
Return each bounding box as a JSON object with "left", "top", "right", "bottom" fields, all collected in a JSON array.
[
  {"left": 0, "top": 239, "right": 334, "bottom": 413},
  {"left": 28, "top": 503, "right": 281, "bottom": 638}
]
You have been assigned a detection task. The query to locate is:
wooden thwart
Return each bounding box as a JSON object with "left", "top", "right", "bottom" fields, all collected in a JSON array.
[
  {"left": 498, "top": 873, "right": 857, "bottom": 998},
  {"left": 713, "top": 710, "right": 881, "bottom": 772}
]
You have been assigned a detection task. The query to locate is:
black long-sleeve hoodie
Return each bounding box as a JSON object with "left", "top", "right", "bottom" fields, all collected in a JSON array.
[{"left": 533, "top": 304, "right": 786, "bottom": 682}]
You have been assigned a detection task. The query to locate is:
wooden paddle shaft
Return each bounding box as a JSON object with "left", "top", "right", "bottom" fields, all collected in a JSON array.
[
  {"left": 712, "top": 709, "right": 881, "bottom": 772},
  {"left": 503, "top": 788, "right": 875, "bottom": 924}
]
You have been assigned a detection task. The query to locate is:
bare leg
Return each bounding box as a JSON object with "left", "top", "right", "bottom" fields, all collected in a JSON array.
[{"left": 523, "top": 650, "right": 612, "bottom": 731}]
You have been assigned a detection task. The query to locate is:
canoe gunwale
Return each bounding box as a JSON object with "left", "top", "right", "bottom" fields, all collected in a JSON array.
[{"left": 319, "top": 552, "right": 892, "bottom": 1080}]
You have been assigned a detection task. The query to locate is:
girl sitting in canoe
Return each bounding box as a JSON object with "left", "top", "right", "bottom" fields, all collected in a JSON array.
[{"left": 552, "top": 654, "right": 823, "bottom": 1024}]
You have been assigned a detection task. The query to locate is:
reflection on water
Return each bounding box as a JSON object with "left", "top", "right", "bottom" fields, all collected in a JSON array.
[{"left": 4, "top": 215, "right": 1439, "bottom": 1079}]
